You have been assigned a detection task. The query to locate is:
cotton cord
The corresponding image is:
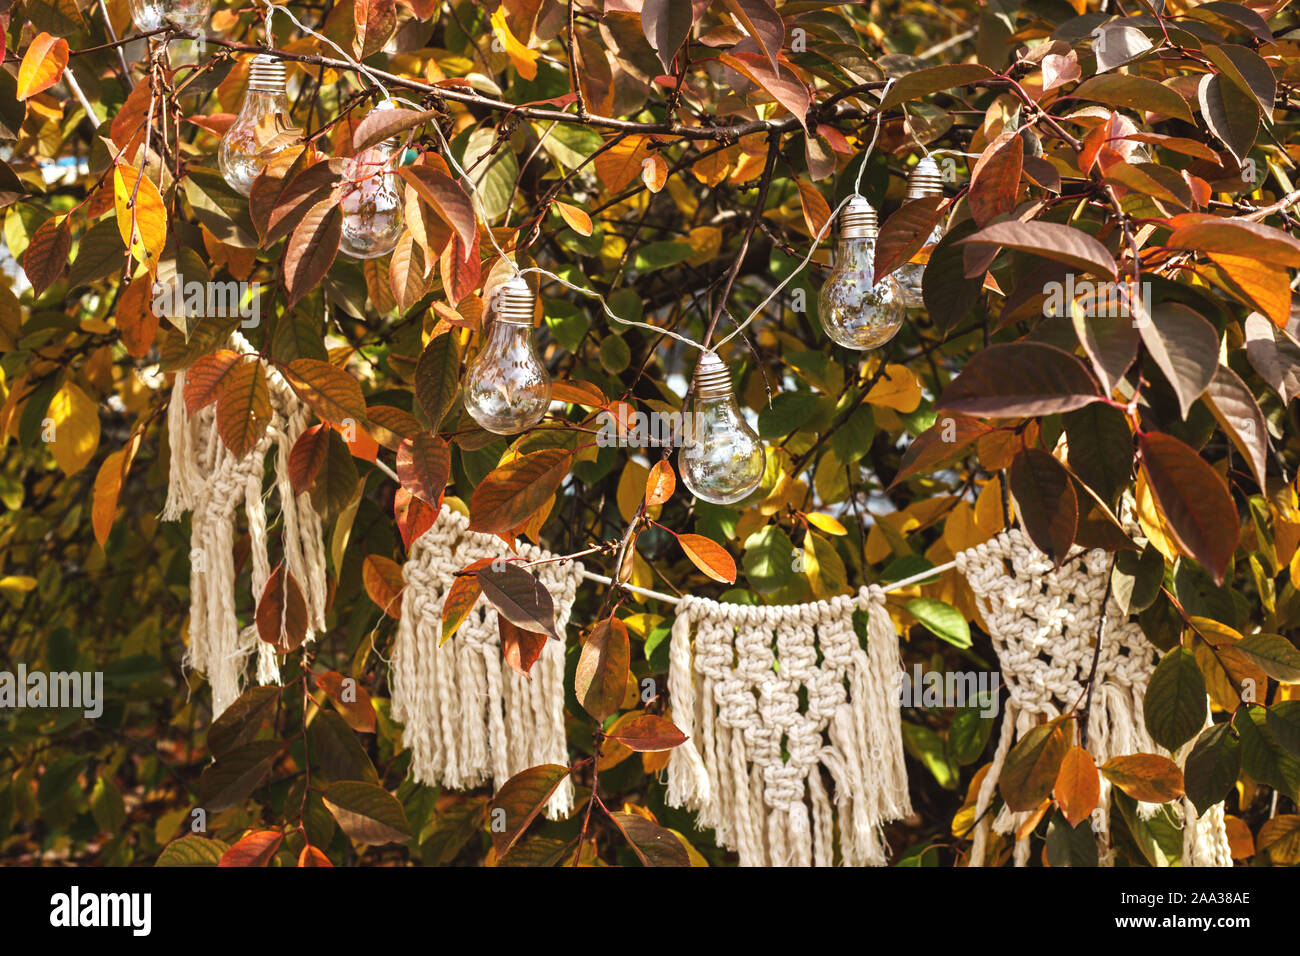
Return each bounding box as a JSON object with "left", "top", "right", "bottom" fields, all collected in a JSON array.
[
  {"left": 391, "top": 505, "right": 581, "bottom": 818},
  {"left": 665, "top": 583, "right": 911, "bottom": 866},
  {"left": 163, "top": 331, "right": 329, "bottom": 717},
  {"left": 955, "top": 528, "right": 1231, "bottom": 868}
]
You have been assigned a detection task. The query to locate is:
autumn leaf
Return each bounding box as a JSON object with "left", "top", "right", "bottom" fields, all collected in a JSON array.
[{"left": 16, "top": 33, "right": 68, "bottom": 100}]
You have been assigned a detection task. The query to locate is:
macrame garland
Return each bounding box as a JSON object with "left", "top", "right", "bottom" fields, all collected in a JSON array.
[
  {"left": 391, "top": 506, "right": 580, "bottom": 819},
  {"left": 956, "top": 529, "right": 1232, "bottom": 867},
  {"left": 163, "top": 334, "right": 328, "bottom": 718},
  {"left": 666, "top": 586, "right": 911, "bottom": 866}
]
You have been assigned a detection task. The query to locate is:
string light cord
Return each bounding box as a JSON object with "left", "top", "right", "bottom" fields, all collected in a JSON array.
[{"left": 715, "top": 77, "right": 895, "bottom": 350}]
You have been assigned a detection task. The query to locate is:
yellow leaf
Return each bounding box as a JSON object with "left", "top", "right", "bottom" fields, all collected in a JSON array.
[
  {"left": 46, "top": 381, "right": 100, "bottom": 476},
  {"left": 973, "top": 475, "right": 1007, "bottom": 537},
  {"left": 17, "top": 33, "right": 69, "bottom": 101},
  {"left": 113, "top": 164, "right": 167, "bottom": 272},
  {"left": 684, "top": 226, "right": 721, "bottom": 266},
  {"left": 490, "top": 7, "right": 538, "bottom": 80},
  {"left": 806, "top": 512, "right": 846, "bottom": 536},
  {"left": 1135, "top": 470, "right": 1179, "bottom": 563},
  {"left": 0, "top": 575, "right": 38, "bottom": 592},
  {"left": 594, "top": 135, "right": 654, "bottom": 194},
  {"left": 865, "top": 364, "right": 923, "bottom": 412},
  {"left": 555, "top": 201, "right": 593, "bottom": 236},
  {"left": 616, "top": 459, "right": 651, "bottom": 522}
]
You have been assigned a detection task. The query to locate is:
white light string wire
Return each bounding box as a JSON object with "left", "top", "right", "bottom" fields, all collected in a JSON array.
[
  {"left": 583, "top": 556, "right": 958, "bottom": 604},
  {"left": 714, "top": 76, "right": 895, "bottom": 349}
]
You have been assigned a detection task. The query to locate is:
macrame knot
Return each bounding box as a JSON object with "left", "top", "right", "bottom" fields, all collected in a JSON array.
[{"left": 665, "top": 584, "right": 911, "bottom": 866}]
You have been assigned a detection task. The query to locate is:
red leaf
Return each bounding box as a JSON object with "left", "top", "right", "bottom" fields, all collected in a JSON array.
[{"left": 219, "top": 830, "right": 283, "bottom": 867}]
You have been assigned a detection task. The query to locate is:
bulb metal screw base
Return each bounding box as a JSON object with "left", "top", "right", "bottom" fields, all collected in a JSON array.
[
  {"left": 906, "top": 156, "right": 945, "bottom": 199},
  {"left": 248, "top": 53, "right": 287, "bottom": 93},
  {"left": 693, "top": 351, "right": 734, "bottom": 399},
  {"left": 493, "top": 275, "right": 537, "bottom": 325},
  {"left": 839, "top": 195, "right": 879, "bottom": 240}
]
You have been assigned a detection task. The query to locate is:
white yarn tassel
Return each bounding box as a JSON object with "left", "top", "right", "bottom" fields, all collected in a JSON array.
[
  {"left": 664, "top": 589, "right": 910, "bottom": 866},
  {"left": 390, "top": 507, "right": 579, "bottom": 819},
  {"left": 164, "top": 347, "right": 329, "bottom": 717},
  {"left": 666, "top": 600, "right": 710, "bottom": 809}
]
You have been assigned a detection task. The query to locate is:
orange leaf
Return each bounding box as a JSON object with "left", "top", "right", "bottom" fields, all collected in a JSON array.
[
  {"left": 555, "top": 201, "right": 593, "bottom": 236},
  {"left": 442, "top": 570, "right": 483, "bottom": 644},
  {"left": 1053, "top": 745, "right": 1100, "bottom": 828},
  {"left": 1100, "top": 753, "right": 1185, "bottom": 803},
  {"left": 500, "top": 618, "right": 547, "bottom": 678},
  {"left": 676, "top": 533, "right": 737, "bottom": 583},
  {"left": 362, "top": 554, "right": 405, "bottom": 619},
  {"left": 219, "top": 830, "right": 283, "bottom": 867},
  {"left": 298, "top": 845, "right": 333, "bottom": 866},
  {"left": 16, "top": 33, "right": 68, "bottom": 100},
  {"left": 315, "top": 670, "right": 377, "bottom": 733},
  {"left": 645, "top": 460, "right": 675, "bottom": 506}
]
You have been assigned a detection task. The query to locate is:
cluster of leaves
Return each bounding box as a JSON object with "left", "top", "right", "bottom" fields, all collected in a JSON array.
[{"left": 4, "top": 0, "right": 1300, "bottom": 867}]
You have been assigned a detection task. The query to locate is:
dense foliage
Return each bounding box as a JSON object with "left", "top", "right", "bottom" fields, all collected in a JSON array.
[{"left": 4, "top": 0, "right": 1300, "bottom": 867}]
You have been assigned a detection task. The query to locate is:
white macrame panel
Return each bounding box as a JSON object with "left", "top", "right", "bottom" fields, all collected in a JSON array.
[
  {"left": 956, "top": 529, "right": 1231, "bottom": 867},
  {"left": 667, "top": 585, "right": 911, "bottom": 866},
  {"left": 163, "top": 336, "right": 328, "bottom": 718},
  {"left": 391, "top": 506, "right": 580, "bottom": 819}
]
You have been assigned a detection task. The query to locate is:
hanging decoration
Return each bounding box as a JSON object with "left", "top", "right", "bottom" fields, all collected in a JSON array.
[
  {"left": 666, "top": 585, "right": 911, "bottom": 866},
  {"left": 390, "top": 506, "right": 581, "bottom": 820},
  {"left": 955, "top": 529, "right": 1232, "bottom": 867},
  {"left": 162, "top": 332, "right": 328, "bottom": 718}
]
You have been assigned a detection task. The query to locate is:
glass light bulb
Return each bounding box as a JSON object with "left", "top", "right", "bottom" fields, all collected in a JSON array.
[
  {"left": 818, "top": 196, "right": 904, "bottom": 350},
  {"left": 218, "top": 55, "right": 302, "bottom": 197},
  {"left": 679, "top": 352, "right": 765, "bottom": 505},
  {"left": 895, "top": 222, "right": 943, "bottom": 310},
  {"left": 338, "top": 137, "right": 404, "bottom": 259},
  {"left": 895, "top": 156, "right": 947, "bottom": 310},
  {"left": 129, "top": 0, "right": 210, "bottom": 31},
  {"left": 462, "top": 278, "right": 552, "bottom": 435}
]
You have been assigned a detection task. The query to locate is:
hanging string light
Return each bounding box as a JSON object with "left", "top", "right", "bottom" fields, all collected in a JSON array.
[
  {"left": 218, "top": 54, "right": 303, "bottom": 196},
  {"left": 679, "top": 350, "right": 765, "bottom": 505},
  {"left": 817, "top": 195, "right": 905, "bottom": 350},
  {"left": 895, "top": 156, "right": 946, "bottom": 310},
  {"left": 339, "top": 102, "right": 405, "bottom": 259},
  {"left": 461, "top": 276, "right": 553, "bottom": 435},
  {"left": 129, "top": 0, "right": 210, "bottom": 31}
]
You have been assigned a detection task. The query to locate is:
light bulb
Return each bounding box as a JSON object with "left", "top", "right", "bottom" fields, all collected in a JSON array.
[
  {"left": 218, "top": 55, "right": 303, "bottom": 197},
  {"left": 129, "top": 0, "right": 210, "bottom": 31},
  {"left": 895, "top": 156, "right": 946, "bottom": 310},
  {"left": 679, "top": 351, "right": 765, "bottom": 505},
  {"left": 339, "top": 105, "right": 404, "bottom": 260},
  {"left": 818, "top": 195, "right": 905, "bottom": 350},
  {"left": 462, "top": 276, "right": 552, "bottom": 435}
]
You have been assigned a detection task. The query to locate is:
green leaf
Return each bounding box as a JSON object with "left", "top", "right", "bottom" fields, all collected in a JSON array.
[
  {"left": 903, "top": 597, "right": 971, "bottom": 649},
  {"left": 1184, "top": 723, "right": 1241, "bottom": 816},
  {"left": 1143, "top": 648, "right": 1207, "bottom": 751},
  {"left": 742, "top": 525, "right": 795, "bottom": 594},
  {"left": 902, "top": 721, "right": 960, "bottom": 789},
  {"left": 156, "top": 835, "right": 230, "bottom": 867},
  {"left": 414, "top": 331, "right": 462, "bottom": 430},
  {"left": 1000, "top": 721, "right": 1069, "bottom": 812},
  {"left": 1236, "top": 633, "right": 1300, "bottom": 683},
  {"left": 1233, "top": 705, "right": 1300, "bottom": 800}
]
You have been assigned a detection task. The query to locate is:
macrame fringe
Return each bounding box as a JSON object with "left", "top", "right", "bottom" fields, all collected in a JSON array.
[
  {"left": 390, "top": 507, "right": 579, "bottom": 820},
  {"left": 957, "top": 529, "right": 1232, "bottom": 867},
  {"left": 666, "top": 585, "right": 911, "bottom": 866},
  {"left": 163, "top": 334, "right": 328, "bottom": 717}
]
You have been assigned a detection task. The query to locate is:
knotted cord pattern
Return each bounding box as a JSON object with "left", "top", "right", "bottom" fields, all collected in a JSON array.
[
  {"left": 667, "top": 586, "right": 910, "bottom": 866},
  {"left": 956, "top": 529, "right": 1231, "bottom": 867},
  {"left": 391, "top": 506, "right": 581, "bottom": 819},
  {"left": 163, "top": 335, "right": 328, "bottom": 718}
]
